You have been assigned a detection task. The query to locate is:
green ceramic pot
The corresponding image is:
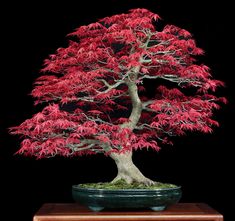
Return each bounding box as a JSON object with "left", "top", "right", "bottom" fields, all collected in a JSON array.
[{"left": 72, "top": 185, "right": 182, "bottom": 211}]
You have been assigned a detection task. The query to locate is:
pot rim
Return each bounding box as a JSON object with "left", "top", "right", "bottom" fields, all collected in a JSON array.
[{"left": 72, "top": 184, "right": 181, "bottom": 192}]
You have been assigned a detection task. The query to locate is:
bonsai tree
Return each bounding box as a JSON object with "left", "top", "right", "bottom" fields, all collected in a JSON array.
[{"left": 10, "top": 8, "right": 226, "bottom": 186}]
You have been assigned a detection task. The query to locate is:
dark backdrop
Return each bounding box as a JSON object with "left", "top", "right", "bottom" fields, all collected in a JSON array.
[{"left": 1, "top": 1, "right": 234, "bottom": 220}]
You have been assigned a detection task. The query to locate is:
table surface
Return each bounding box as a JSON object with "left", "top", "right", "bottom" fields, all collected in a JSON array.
[{"left": 33, "top": 203, "right": 223, "bottom": 221}]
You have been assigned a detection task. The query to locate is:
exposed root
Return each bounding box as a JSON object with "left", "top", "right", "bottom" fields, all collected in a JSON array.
[
  {"left": 111, "top": 173, "right": 157, "bottom": 186},
  {"left": 111, "top": 175, "right": 122, "bottom": 184},
  {"left": 110, "top": 152, "right": 158, "bottom": 187}
]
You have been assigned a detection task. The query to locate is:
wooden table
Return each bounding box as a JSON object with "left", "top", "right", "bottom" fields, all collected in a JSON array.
[{"left": 33, "top": 203, "right": 223, "bottom": 221}]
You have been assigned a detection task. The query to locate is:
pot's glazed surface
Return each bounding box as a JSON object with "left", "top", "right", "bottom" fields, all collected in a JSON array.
[{"left": 72, "top": 185, "right": 182, "bottom": 211}]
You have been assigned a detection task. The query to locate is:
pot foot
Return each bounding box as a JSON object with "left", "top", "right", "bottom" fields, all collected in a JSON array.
[
  {"left": 88, "top": 206, "right": 104, "bottom": 212},
  {"left": 150, "top": 206, "right": 166, "bottom": 211}
]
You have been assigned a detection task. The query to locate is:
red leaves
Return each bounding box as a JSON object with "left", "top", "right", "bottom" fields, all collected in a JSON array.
[
  {"left": 11, "top": 8, "right": 226, "bottom": 159},
  {"left": 129, "top": 8, "right": 161, "bottom": 21},
  {"left": 132, "top": 139, "right": 160, "bottom": 151},
  {"left": 127, "top": 60, "right": 140, "bottom": 68},
  {"left": 142, "top": 85, "right": 225, "bottom": 142},
  {"left": 163, "top": 25, "right": 191, "bottom": 38},
  {"left": 97, "top": 135, "right": 110, "bottom": 143},
  {"left": 88, "top": 110, "right": 103, "bottom": 115},
  {"left": 87, "top": 22, "right": 104, "bottom": 30},
  {"left": 33, "top": 113, "right": 45, "bottom": 123},
  {"left": 141, "top": 67, "right": 149, "bottom": 74},
  {"left": 115, "top": 118, "right": 130, "bottom": 124}
]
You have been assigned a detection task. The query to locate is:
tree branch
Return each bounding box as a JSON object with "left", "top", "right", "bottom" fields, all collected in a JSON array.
[
  {"left": 69, "top": 138, "right": 113, "bottom": 153},
  {"left": 67, "top": 143, "right": 95, "bottom": 152},
  {"left": 98, "top": 79, "right": 124, "bottom": 93},
  {"left": 142, "top": 100, "right": 155, "bottom": 108}
]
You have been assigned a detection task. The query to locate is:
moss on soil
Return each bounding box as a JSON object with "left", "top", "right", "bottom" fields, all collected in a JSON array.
[{"left": 79, "top": 180, "right": 178, "bottom": 189}]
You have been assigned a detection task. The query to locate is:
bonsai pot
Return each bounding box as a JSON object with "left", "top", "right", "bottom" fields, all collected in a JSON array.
[{"left": 72, "top": 185, "right": 182, "bottom": 211}]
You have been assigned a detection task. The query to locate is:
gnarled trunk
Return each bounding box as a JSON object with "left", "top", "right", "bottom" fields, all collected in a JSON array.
[
  {"left": 108, "top": 66, "right": 156, "bottom": 186},
  {"left": 110, "top": 151, "right": 156, "bottom": 186}
]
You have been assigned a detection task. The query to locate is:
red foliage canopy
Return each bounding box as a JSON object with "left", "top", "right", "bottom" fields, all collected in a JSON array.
[{"left": 10, "top": 8, "right": 226, "bottom": 158}]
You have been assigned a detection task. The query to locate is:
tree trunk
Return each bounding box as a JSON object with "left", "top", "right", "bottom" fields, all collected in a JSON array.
[{"left": 110, "top": 151, "right": 156, "bottom": 186}]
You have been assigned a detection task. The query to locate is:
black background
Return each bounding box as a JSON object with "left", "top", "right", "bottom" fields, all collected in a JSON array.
[{"left": 1, "top": 1, "right": 234, "bottom": 220}]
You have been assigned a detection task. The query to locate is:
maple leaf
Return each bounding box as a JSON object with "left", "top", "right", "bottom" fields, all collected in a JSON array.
[{"left": 10, "top": 8, "right": 225, "bottom": 160}]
